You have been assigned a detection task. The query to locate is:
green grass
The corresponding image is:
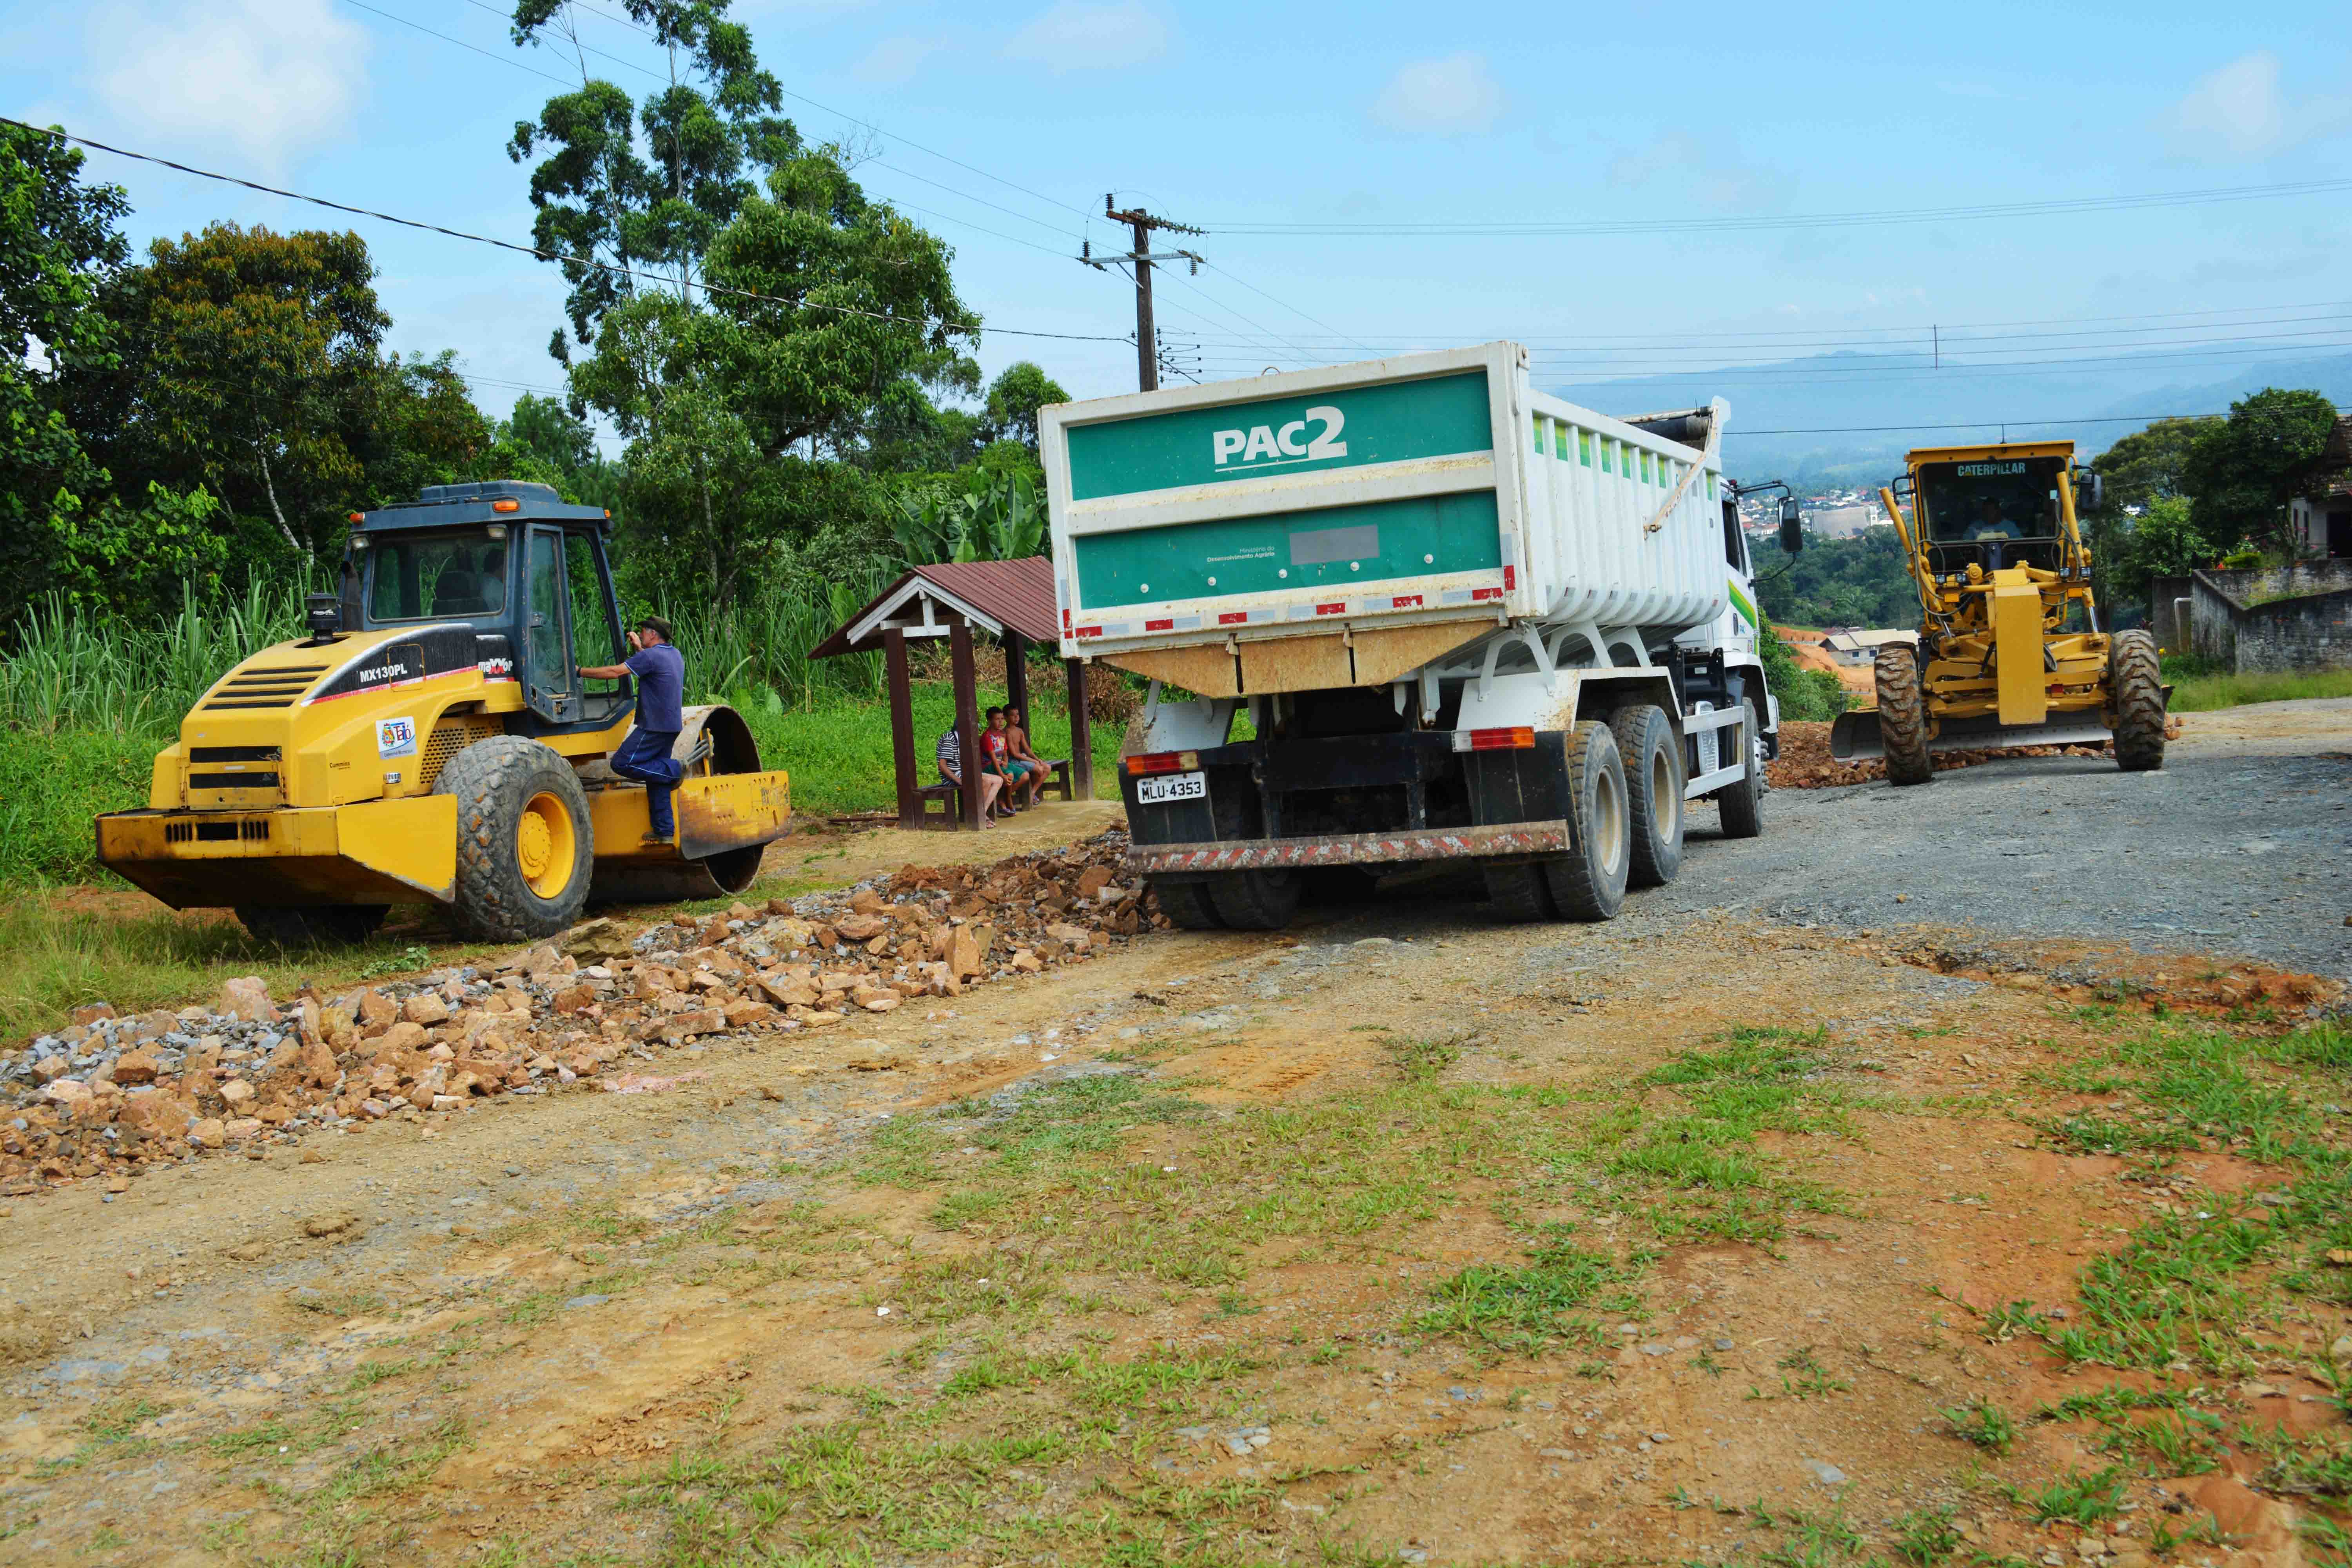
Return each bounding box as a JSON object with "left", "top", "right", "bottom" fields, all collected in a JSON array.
[
  {"left": 1413, "top": 1224, "right": 1643, "bottom": 1355},
  {"left": 2166, "top": 665, "right": 2352, "bottom": 711},
  {"left": 1940, "top": 1396, "right": 2018, "bottom": 1455}
]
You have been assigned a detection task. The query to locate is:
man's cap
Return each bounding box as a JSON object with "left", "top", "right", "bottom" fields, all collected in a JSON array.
[{"left": 636, "top": 614, "right": 674, "bottom": 642}]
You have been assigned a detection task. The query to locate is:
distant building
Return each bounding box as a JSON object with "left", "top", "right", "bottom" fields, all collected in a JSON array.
[{"left": 2287, "top": 415, "right": 2351, "bottom": 559}]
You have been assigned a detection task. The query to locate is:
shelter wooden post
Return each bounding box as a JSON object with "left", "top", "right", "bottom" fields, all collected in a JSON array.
[
  {"left": 883, "top": 628, "right": 919, "bottom": 829},
  {"left": 1065, "top": 657, "right": 1095, "bottom": 801},
  {"left": 949, "top": 615, "right": 985, "bottom": 829},
  {"left": 1002, "top": 629, "right": 1030, "bottom": 726}
]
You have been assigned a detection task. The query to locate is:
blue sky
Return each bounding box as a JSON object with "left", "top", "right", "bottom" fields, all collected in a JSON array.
[{"left": 5, "top": 0, "right": 2349, "bottom": 432}]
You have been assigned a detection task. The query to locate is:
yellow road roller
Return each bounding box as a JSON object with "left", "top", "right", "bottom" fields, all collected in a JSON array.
[{"left": 97, "top": 481, "right": 790, "bottom": 942}]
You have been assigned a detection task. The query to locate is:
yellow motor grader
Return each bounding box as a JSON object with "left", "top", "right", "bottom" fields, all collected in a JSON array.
[
  {"left": 1829, "top": 440, "right": 2166, "bottom": 784},
  {"left": 96, "top": 481, "right": 791, "bottom": 943}
]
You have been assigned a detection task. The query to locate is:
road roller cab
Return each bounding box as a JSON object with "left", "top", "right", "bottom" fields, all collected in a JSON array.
[{"left": 96, "top": 481, "right": 791, "bottom": 944}]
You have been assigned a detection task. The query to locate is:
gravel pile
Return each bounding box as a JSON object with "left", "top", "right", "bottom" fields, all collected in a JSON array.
[{"left": 2, "top": 829, "right": 1156, "bottom": 1198}]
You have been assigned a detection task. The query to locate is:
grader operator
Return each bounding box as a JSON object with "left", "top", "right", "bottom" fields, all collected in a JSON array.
[
  {"left": 96, "top": 481, "right": 791, "bottom": 943},
  {"left": 1830, "top": 441, "right": 2167, "bottom": 785}
]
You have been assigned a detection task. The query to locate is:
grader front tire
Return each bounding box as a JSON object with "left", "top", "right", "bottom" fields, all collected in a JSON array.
[
  {"left": 2110, "top": 628, "right": 2167, "bottom": 773},
  {"left": 1875, "top": 645, "right": 1934, "bottom": 787},
  {"left": 435, "top": 736, "right": 595, "bottom": 941}
]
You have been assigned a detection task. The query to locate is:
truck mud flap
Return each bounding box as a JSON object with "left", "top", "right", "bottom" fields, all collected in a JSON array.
[
  {"left": 1831, "top": 709, "right": 2114, "bottom": 761},
  {"left": 1130, "top": 819, "right": 1570, "bottom": 876}
]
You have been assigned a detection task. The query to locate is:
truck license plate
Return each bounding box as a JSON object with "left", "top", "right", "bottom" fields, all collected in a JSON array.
[{"left": 1136, "top": 771, "right": 1207, "bottom": 805}]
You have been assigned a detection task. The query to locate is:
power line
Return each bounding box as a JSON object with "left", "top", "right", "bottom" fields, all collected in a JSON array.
[
  {"left": 5, "top": 117, "right": 1131, "bottom": 344},
  {"left": 347, "top": 0, "right": 575, "bottom": 84},
  {"left": 1728, "top": 413, "right": 2221, "bottom": 436},
  {"left": 1207, "top": 175, "right": 2352, "bottom": 236}
]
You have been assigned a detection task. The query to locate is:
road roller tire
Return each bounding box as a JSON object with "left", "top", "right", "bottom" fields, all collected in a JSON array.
[
  {"left": 1540, "top": 719, "right": 1630, "bottom": 922},
  {"left": 1875, "top": 645, "right": 1933, "bottom": 787},
  {"left": 2110, "top": 629, "right": 2167, "bottom": 773},
  {"left": 235, "top": 905, "right": 388, "bottom": 947},
  {"left": 435, "top": 736, "right": 595, "bottom": 941},
  {"left": 1610, "top": 703, "right": 1684, "bottom": 887}
]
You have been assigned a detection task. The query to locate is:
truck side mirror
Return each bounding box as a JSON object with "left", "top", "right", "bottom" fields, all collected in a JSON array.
[
  {"left": 2076, "top": 472, "right": 2104, "bottom": 513},
  {"left": 1778, "top": 497, "right": 1804, "bottom": 554}
]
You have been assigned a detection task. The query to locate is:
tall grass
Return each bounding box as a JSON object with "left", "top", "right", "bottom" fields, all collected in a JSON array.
[
  {"left": 662, "top": 563, "right": 897, "bottom": 713},
  {"left": 0, "top": 583, "right": 310, "bottom": 740},
  {"left": 2167, "top": 666, "right": 2352, "bottom": 712}
]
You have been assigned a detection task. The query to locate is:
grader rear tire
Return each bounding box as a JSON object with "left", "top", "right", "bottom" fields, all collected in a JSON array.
[
  {"left": 1540, "top": 720, "right": 1631, "bottom": 922},
  {"left": 1610, "top": 704, "right": 1684, "bottom": 887},
  {"left": 2110, "top": 628, "right": 2167, "bottom": 772},
  {"left": 435, "top": 736, "right": 595, "bottom": 941},
  {"left": 1875, "top": 645, "right": 1934, "bottom": 787}
]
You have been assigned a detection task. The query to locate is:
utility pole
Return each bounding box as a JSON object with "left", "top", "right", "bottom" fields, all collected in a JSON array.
[{"left": 1081, "top": 195, "right": 1203, "bottom": 392}]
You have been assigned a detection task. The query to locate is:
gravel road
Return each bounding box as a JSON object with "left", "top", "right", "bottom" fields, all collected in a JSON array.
[{"left": 1656, "top": 696, "right": 2352, "bottom": 981}]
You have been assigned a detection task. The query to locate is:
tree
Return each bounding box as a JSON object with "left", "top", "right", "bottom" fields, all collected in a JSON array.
[
  {"left": 566, "top": 147, "right": 974, "bottom": 608},
  {"left": 0, "top": 124, "right": 227, "bottom": 624},
  {"left": 508, "top": 0, "right": 797, "bottom": 356},
  {"left": 982, "top": 360, "right": 1067, "bottom": 451},
  {"left": 2182, "top": 388, "right": 2338, "bottom": 559},
  {"left": 2091, "top": 416, "right": 2207, "bottom": 514},
  {"left": 96, "top": 223, "right": 390, "bottom": 571}
]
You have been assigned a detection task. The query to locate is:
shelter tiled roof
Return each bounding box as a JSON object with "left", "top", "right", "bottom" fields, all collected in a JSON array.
[{"left": 808, "top": 556, "right": 1058, "bottom": 660}]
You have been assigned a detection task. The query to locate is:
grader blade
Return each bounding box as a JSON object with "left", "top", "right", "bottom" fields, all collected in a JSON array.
[{"left": 1831, "top": 707, "right": 2113, "bottom": 762}]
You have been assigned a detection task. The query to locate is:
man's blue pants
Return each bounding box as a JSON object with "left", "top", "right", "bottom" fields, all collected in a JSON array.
[{"left": 610, "top": 728, "right": 684, "bottom": 837}]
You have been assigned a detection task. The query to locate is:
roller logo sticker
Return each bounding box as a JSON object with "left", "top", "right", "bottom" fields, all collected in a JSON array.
[{"left": 377, "top": 717, "right": 418, "bottom": 759}]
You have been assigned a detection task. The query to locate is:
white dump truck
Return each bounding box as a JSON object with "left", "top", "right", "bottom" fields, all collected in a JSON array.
[{"left": 1042, "top": 341, "right": 1779, "bottom": 931}]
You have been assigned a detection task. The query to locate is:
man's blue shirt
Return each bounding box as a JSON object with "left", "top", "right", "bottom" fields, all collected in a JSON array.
[{"left": 625, "top": 642, "right": 686, "bottom": 732}]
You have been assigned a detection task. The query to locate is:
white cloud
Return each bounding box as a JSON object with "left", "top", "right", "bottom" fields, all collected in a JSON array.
[
  {"left": 1607, "top": 132, "right": 1787, "bottom": 213},
  {"left": 92, "top": 0, "right": 368, "bottom": 173},
  {"left": 855, "top": 33, "right": 950, "bottom": 85},
  {"left": 1002, "top": 1, "right": 1169, "bottom": 74},
  {"left": 1371, "top": 54, "right": 1504, "bottom": 135},
  {"left": 2162, "top": 51, "right": 2352, "bottom": 160}
]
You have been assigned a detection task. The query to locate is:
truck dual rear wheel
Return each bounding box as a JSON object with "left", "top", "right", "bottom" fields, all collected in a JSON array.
[
  {"left": 1150, "top": 876, "right": 1226, "bottom": 931},
  {"left": 1610, "top": 704, "right": 1684, "bottom": 887},
  {"left": 1714, "top": 697, "right": 1765, "bottom": 839},
  {"left": 1207, "top": 869, "right": 1300, "bottom": 931},
  {"left": 1875, "top": 646, "right": 1934, "bottom": 787},
  {"left": 2109, "top": 628, "right": 2167, "bottom": 772},
  {"left": 1541, "top": 719, "right": 1631, "bottom": 922},
  {"left": 436, "top": 736, "right": 595, "bottom": 941}
]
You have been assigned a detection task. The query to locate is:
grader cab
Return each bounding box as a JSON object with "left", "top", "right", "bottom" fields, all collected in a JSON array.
[
  {"left": 1829, "top": 441, "right": 2167, "bottom": 784},
  {"left": 96, "top": 481, "right": 791, "bottom": 942}
]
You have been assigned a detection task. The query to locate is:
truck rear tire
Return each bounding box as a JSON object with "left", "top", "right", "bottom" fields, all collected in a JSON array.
[
  {"left": 1610, "top": 704, "right": 1684, "bottom": 887},
  {"left": 1541, "top": 719, "right": 1630, "bottom": 921},
  {"left": 235, "top": 905, "right": 388, "bottom": 947},
  {"left": 1207, "top": 869, "right": 1300, "bottom": 931},
  {"left": 1715, "top": 698, "right": 1765, "bottom": 839},
  {"left": 1150, "top": 877, "right": 1225, "bottom": 931},
  {"left": 1875, "top": 646, "right": 1933, "bottom": 787},
  {"left": 436, "top": 736, "right": 595, "bottom": 942},
  {"left": 2110, "top": 629, "right": 2166, "bottom": 773},
  {"left": 1483, "top": 862, "right": 1557, "bottom": 922}
]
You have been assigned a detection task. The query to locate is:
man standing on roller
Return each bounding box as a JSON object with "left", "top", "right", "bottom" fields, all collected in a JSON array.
[{"left": 579, "top": 615, "right": 686, "bottom": 844}]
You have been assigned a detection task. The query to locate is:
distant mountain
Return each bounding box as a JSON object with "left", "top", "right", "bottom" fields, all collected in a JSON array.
[{"left": 1547, "top": 348, "right": 2352, "bottom": 490}]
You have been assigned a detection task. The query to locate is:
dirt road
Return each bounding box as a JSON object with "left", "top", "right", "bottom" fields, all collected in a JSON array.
[{"left": 3, "top": 706, "right": 2348, "bottom": 1566}]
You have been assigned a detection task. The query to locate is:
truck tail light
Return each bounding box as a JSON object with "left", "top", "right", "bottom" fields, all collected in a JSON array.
[
  {"left": 1126, "top": 750, "right": 1200, "bottom": 775},
  {"left": 1503, "top": 565, "right": 1516, "bottom": 590},
  {"left": 1062, "top": 608, "right": 1071, "bottom": 633},
  {"left": 1453, "top": 726, "right": 1535, "bottom": 752}
]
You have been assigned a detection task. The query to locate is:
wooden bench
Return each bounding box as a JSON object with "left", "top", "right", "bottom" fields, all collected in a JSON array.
[{"left": 910, "top": 759, "right": 1073, "bottom": 829}]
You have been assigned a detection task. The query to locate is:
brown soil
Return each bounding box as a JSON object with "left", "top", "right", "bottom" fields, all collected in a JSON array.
[{"left": 1768, "top": 717, "right": 2187, "bottom": 790}]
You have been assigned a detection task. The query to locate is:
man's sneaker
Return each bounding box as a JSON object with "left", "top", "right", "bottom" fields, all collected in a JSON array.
[{"left": 641, "top": 831, "right": 673, "bottom": 846}]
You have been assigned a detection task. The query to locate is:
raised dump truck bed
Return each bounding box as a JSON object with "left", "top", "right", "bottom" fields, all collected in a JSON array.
[{"left": 1043, "top": 343, "right": 1780, "bottom": 932}]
